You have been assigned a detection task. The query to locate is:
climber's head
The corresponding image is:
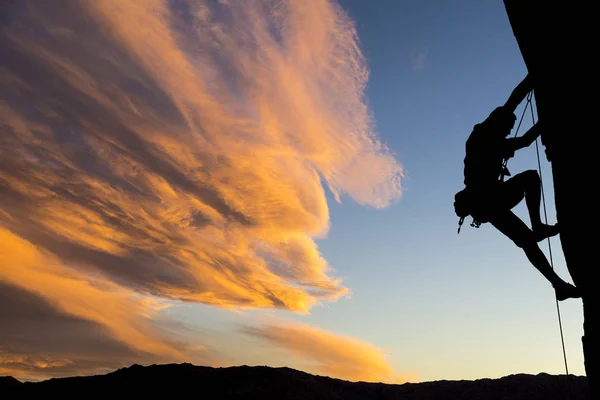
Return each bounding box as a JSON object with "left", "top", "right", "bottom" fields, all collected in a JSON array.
[{"left": 486, "top": 106, "right": 517, "bottom": 136}]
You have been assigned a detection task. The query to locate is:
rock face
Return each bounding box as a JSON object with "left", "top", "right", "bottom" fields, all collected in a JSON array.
[
  {"left": 503, "top": 1, "right": 598, "bottom": 397},
  {"left": 0, "top": 363, "right": 592, "bottom": 399}
]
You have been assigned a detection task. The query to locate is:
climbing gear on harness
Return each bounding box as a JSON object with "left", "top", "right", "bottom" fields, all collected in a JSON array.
[
  {"left": 454, "top": 187, "right": 479, "bottom": 233},
  {"left": 454, "top": 187, "right": 483, "bottom": 234}
]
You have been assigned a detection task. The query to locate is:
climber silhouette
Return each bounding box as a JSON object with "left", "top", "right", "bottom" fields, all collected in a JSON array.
[{"left": 458, "top": 74, "right": 580, "bottom": 301}]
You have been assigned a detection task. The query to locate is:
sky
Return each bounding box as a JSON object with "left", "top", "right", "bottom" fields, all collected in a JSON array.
[{"left": 0, "top": 0, "right": 585, "bottom": 384}]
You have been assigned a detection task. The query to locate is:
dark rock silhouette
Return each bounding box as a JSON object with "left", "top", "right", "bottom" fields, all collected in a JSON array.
[
  {"left": 504, "top": 1, "right": 598, "bottom": 397},
  {"left": 0, "top": 363, "right": 591, "bottom": 399}
]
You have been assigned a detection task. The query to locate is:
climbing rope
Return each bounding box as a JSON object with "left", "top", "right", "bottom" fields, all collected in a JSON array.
[
  {"left": 461, "top": 90, "right": 571, "bottom": 391},
  {"left": 511, "top": 92, "right": 571, "bottom": 390},
  {"left": 527, "top": 95, "right": 571, "bottom": 386},
  {"left": 503, "top": 91, "right": 534, "bottom": 163}
]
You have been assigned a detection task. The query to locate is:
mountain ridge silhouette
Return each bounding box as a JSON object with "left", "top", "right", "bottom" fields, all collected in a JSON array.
[{"left": 0, "top": 363, "right": 591, "bottom": 399}]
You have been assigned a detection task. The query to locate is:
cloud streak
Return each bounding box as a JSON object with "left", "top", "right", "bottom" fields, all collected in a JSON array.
[
  {"left": 410, "top": 50, "right": 427, "bottom": 72},
  {"left": 244, "top": 320, "right": 414, "bottom": 383},
  {"left": 1, "top": 0, "right": 402, "bottom": 378}
]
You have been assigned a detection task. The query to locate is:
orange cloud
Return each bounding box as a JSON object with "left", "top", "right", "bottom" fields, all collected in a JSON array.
[
  {"left": 244, "top": 321, "right": 416, "bottom": 383},
  {"left": 2, "top": 0, "right": 401, "bottom": 313},
  {"left": 1, "top": 0, "right": 403, "bottom": 380},
  {"left": 0, "top": 228, "right": 184, "bottom": 359},
  {"left": 0, "top": 228, "right": 216, "bottom": 381}
]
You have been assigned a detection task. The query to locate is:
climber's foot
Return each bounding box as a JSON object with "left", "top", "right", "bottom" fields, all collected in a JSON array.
[
  {"left": 554, "top": 282, "right": 581, "bottom": 301},
  {"left": 533, "top": 223, "right": 560, "bottom": 242}
]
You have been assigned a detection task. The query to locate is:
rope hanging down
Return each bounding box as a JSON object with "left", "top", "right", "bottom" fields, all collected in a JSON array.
[
  {"left": 518, "top": 93, "right": 571, "bottom": 385},
  {"left": 527, "top": 95, "right": 571, "bottom": 382}
]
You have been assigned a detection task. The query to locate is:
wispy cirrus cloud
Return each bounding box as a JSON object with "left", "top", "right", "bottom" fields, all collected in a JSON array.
[
  {"left": 1, "top": 0, "right": 403, "bottom": 379},
  {"left": 410, "top": 49, "right": 428, "bottom": 72}
]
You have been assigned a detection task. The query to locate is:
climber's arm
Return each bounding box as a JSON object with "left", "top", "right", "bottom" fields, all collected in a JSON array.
[
  {"left": 504, "top": 122, "right": 541, "bottom": 157},
  {"left": 503, "top": 74, "right": 533, "bottom": 113}
]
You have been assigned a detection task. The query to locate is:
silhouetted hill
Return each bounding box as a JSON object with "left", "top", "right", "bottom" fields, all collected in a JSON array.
[
  {"left": 0, "top": 363, "right": 592, "bottom": 399},
  {"left": 0, "top": 376, "right": 22, "bottom": 387}
]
